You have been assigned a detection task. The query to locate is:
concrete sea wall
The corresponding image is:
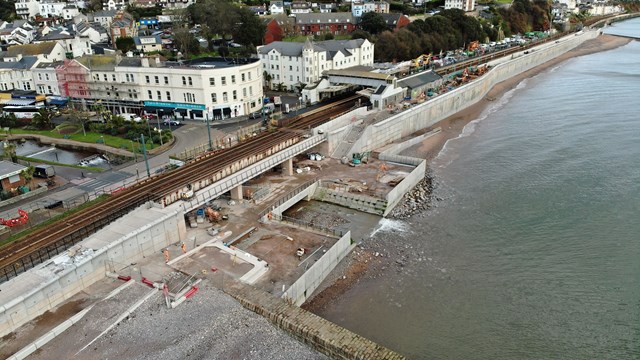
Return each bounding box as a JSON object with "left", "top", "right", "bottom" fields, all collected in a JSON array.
[
  {"left": 0, "top": 204, "right": 186, "bottom": 338},
  {"left": 283, "top": 231, "right": 353, "bottom": 306},
  {"left": 351, "top": 30, "right": 600, "bottom": 154},
  {"left": 227, "top": 281, "right": 406, "bottom": 360}
]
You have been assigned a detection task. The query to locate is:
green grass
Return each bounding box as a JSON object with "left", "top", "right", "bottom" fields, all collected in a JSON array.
[
  {"left": 16, "top": 156, "right": 105, "bottom": 172},
  {"left": 0, "top": 194, "right": 110, "bottom": 248},
  {"left": 9, "top": 129, "right": 152, "bottom": 151}
]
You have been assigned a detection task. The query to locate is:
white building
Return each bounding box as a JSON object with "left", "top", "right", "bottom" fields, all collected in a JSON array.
[
  {"left": 39, "top": 1, "right": 67, "bottom": 18},
  {"left": 0, "top": 21, "right": 37, "bottom": 45},
  {"left": 290, "top": 1, "right": 312, "bottom": 14},
  {"left": 33, "top": 61, "right": 62, "bottom": 95},
  {"left": 91, "top": 9, "right": 118, "bottom": 28},
  {"left": 34, "top": 28, "right": 93, "bottom": 58},
  {"left": 76, "top": 21, "right": 109, "bottom": 43},
  {"left": 351, "top": 1, "right": 389, "bottom": 17},
  {"left": 102, "top": 0, "right": 129, "bottom": 10},
  {"left": 1, "top": 42, "right": 67, "bottom": 63},
  {"left": 56, "top": 55, "right": 264, "bottom": 120},
  {"left": 14, "top": 0, "right": 39, "bottom": 19},
  {"left": 257, "top": 38, "right": 375, "bottom": 91},
  {"left": 0, "top": 55, "right": 40, "bottom": 91},
  {"left": 133, "top": 35, "right": 162, "bottom": 53},
  {"left": 269, "top": 0, "right": 285, "bottom": 14},
  {"left": 444, "top": 0, "right": 475, "bottom": 12}
]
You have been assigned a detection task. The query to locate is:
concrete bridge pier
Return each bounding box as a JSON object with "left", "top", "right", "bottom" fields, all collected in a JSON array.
[
  {"left": 230, "top": 184, "right": 243, "bottom": 200},
  {"left": 281, "top": 158, "right": 294, "bottom": 176}
]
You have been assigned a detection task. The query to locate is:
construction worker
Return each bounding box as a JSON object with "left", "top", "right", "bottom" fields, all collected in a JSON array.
[
  {"left": 163, "top": 248, "right": 170, "bottom": 263},
  {"left": 181, "top": 243, "right": 187, "bottom": 254}
]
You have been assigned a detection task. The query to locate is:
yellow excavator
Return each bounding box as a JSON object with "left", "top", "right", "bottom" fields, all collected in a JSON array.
[{"left": 410, "top": 54, "right": 432, "bottom": 71}]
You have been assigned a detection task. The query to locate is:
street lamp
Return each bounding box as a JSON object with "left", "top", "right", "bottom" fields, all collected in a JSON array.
[{"left": 154, "top": 127, "right": 163, "bottom": 146}]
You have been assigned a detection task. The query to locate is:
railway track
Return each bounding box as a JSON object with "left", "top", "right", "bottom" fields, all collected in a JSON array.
[{"left": 0, "top": 95, "right": 363, "bottom": 282}]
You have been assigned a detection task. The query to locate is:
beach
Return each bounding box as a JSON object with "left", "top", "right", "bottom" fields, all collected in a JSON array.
[{"left": 303, "top": 33, "right": 632, "bottom": 313}]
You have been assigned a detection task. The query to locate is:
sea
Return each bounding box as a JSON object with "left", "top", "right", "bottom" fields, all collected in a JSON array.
[{"left": 316, "top": 19, "right": 640, "bottom": 359}]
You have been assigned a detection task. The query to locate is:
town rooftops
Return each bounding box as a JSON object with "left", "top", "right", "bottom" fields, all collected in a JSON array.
[
  {"left": 0, "top": 56, "right": 38, "bottom": 70},
  {"left": 4, "top": 42, "right": 58, "bottom": 57},
  {"left": 294, "top": 12, "right": 355, "bottom": 24},
  {"left": 258, "top": 38, "right": 367, "bottom": 58},
  {"left": 133, "top": 35, "right": 162, "bottom": 45}
]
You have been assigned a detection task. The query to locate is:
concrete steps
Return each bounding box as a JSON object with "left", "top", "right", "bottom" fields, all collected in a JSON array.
[
  {"left": 313, "top": 187, "right": 387, "bottom": 216},
  {"left": 330, "top": 124, "right": 366, "bottom": 159}
]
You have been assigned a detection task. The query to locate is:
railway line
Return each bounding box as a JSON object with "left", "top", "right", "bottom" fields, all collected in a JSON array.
[{"left": 0, "top": 95, "right": 363, "bottom": 282}]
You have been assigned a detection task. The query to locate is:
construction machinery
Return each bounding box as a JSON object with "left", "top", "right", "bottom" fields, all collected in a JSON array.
[
  {"left": 350, "top": 151, "right": 371, "bottom": 166},
  {"left": 410, "top": 54, "right": 432, "bottom": 72}
]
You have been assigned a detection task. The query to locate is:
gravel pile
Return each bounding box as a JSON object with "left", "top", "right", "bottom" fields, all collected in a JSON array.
[
  {"left": 388, "top": 173, "right": 435, "bottom": 219},
  {"left": 85, "top": 282, "right": 326, "bottom": 360},
  {"left": 28, "top": 281, "right": 326, "bottom": 360}
]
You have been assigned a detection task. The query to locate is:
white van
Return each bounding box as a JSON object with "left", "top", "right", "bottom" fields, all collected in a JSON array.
[
  {"left": 120, "top": 113, "right": 142, "bottom": 122},
  {"left": 263, "top": 103, "right": 275, "bottom": 114}
]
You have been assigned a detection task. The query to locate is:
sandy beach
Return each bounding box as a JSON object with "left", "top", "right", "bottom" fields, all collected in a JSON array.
[{"left": 303, "top": 33, "right": 632, "bottom": 313}]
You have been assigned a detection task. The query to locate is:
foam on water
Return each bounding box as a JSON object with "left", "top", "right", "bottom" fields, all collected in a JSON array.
[{"left": 370, "top": 218, "right": 409, "bottom": 237}]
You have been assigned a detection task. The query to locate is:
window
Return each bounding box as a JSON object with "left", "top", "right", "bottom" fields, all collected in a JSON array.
[
  {"left": 104, "top": 74, "right": 108, "bottom": 81},
  {"left": 154, "top": 76, "right": 159, "bottom": 84},
  {"left": 157, "top": 91, "right": 161, "bottom": 100},
  {"left": 231, "top": 75, "right": 236, "bottom": 84},
  {"left": 38, "top": 74, "right": 42, "bottom": 80},
  {"left": 188, "top": 77, "right": 192, "bottom": 86},
  {"left": 45, "top": 74, "right": 49, "bottom": 80},
  {"left": 223, "top": 92, "right": 228, "bottom": 102},
  {"left": 241, "top": 73, "right": 245, "bottom": 82},
  {"left": 221, "top": 76, "right": 226, "bottom": 85},
  {"left": 209, "top": 77, "right": 215, "bottom": 86},
  {"left": 145, "top": 75, "right": 150, "bottom": 84},
  {"left": 182, "top": 76, "right": 186, "bottom": 85},
  {"left": 211, "top": 93, "right": 217, "bottom": 102},
  {"left": 233, "top": 90, "right": 237, "bottom": 100},
  {"left": 112, "top": 74, "right": 116, "bottom": 81},
  {"left": 125, "top": 74, "right": 129, "bottom": 82},
  {"left": 130, "top": 74, "right": 134, "bottom": 82},
  {"left": 166, "top": 91, "right": 171, "bottom": 100},
  {"left": 164, "top": 76, "right": 169, "bottom": 84},
  {"left": 249, "top": 87, "right": 252, "bottom": 96},
  {"left": 289, "top": 66, "right": 292, "bottom": 71},
  {"left": 242, "top": 88, "right": 246, "bottom": 97},
  {"left": 248, "top": 72, "right": 251, "bottom": 80},
  {"left": 47, "top": 85, "right": 52, "bottom": 93},
  {"left": 148, "top": 90, "right": 152, "bottom": 99}
]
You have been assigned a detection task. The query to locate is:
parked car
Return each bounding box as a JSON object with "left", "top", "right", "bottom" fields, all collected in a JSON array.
[
  {"left": 163, "top": 118, "right": 181, "bottom": 126},
  {"left": 120, "top": 113, "right": 142, "bottom": 122},
  {"left": 249, "top": 111, "right": 262, "bottom": 119}
]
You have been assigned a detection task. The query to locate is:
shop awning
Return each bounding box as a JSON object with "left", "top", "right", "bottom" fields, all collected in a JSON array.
[{"left": 3, "top": 99, "right": 35, "bottom": 106}]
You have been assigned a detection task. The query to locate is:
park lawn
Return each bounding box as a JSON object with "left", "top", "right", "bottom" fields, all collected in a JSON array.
[{"left": 10, "top": 129, "right": 152, "bottom": 151}]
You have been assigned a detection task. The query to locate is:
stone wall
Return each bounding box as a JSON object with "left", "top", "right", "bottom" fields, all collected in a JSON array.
[
  {"left": 384, "top": 159, "right": 427, "bottom": 216},
  {"left": 227, "top": 281, "right": 406, "bottom": 360}
]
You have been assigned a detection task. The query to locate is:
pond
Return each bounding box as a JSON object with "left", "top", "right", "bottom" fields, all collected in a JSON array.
[{"left": 10, "top": 139, "right": 111, "bottom": 169}]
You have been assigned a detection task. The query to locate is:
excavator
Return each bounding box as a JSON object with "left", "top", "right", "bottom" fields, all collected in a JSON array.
[{"left": 410, "top": 54, "right": 432, "bottom": 72}]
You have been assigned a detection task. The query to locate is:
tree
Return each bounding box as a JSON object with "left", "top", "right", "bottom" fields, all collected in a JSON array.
[
  {"left": 263, "top": 71, "right": 273, "bottom": 89},
  {"left": 350, "top": 29, "right": 371, "bottom": 41},
  {"left": 68, "top": 110, "right": 89, "bottom": 136},
  {"left": 232, "top": 8, "right": 266, "bottom": 46},
  {"left": 173, "top": 28, "right": 200, "bottom": 57},
  {"left": 2, "top": 142, "right": 17, "bottom": 163},
  {"left": 32, "top": 108, "right": 54, "bottom": 130},
  {"left": 116, "top": 36, "right": 136, "bottom": 52},
  {"left": 360, "top": 12, "right": 388, "bottom": 35},
  {"left": 21, "top": 166, "right": 34, "bottom": 188}
]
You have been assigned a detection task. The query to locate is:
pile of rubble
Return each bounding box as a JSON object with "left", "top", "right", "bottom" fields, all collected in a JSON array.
[{"left": 388, "top": 174, "right": 435, "bottom": 219}]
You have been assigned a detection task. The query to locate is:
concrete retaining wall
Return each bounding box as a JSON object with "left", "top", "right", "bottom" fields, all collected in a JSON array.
[
  {"left": 269, "top": 181, "right": 319, "bottom": 218},
  {"left": 384, "top": 160, "right": 427, "bottom": 216},
  {"left": 227, "top": 281, "right": 405, "bottom": 359},
  {"left": 283, "top": 231, "right": 353, "bottom": 306},
  {"left": 351, "top": 30, "right": 599, "bottom": 154},
  {"left": 0, "top": 204, "right": 185, "bottom": 338},
  {"left": 314, "top": 185, "right": 387, "bottom": 215}
]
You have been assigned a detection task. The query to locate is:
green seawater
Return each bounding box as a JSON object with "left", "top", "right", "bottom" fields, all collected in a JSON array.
[{"left": 317, "top": 21, "right": 640, "bottom": 359}]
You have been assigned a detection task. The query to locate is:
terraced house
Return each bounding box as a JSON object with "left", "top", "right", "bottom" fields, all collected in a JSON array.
[
  {"left": 54, "top": 55, "right": 264, "bottom": 120},
  {"left": 257, "top": 38, "right": 374, "bottom": 91}
]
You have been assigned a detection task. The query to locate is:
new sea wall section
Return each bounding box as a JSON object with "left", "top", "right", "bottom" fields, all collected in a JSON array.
[{"left": 350, "top": 29, "right": 601, "bottom": 153}]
